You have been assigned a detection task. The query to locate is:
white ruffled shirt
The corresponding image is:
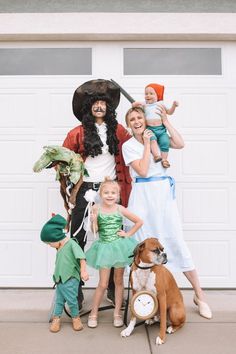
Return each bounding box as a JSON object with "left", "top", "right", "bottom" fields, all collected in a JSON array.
[{"left": 83, "top": 122, "right": 116, "bottom": 182}]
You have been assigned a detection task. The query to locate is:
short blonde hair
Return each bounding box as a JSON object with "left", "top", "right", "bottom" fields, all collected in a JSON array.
[
  {"left": 99, "top": 177, "right": 120, "bottom": 196},
  {"left": 125, "top": 106, "right": 145, "bottom": 127}
]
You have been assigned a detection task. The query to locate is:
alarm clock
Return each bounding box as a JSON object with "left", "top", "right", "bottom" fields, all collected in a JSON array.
[{"left": 130, "top": 291, "right": 158, "bottom": 320}]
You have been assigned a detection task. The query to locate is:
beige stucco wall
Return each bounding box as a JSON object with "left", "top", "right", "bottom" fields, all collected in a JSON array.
[{"left": 0, "top": 13, "right": 236, "bottom": 40}]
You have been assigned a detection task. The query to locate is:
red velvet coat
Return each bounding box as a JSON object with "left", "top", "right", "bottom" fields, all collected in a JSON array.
[{"left": 63, "top": 124, "right": 132, "bottom": 207}]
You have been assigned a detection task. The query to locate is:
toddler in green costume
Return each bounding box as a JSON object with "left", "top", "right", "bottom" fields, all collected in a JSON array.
[
  {"left": 86, "top": 178, "right": 143, "bottom": 328},
  {"left": 40, "top": 214, "right": 89, "bottom": 333}
]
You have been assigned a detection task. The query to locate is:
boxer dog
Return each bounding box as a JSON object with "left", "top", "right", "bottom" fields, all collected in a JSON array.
[{"left": 121, "top": 238, "right": 185, "bottom": 345}]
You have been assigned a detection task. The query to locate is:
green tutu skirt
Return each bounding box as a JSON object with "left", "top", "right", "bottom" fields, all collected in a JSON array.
[{"left": 85, "top": 237, "right": 138, "bottom": 269}]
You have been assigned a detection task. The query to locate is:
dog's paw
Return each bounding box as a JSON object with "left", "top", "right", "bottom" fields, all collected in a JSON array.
[
  {"left": 155, "top": 336, "right": 164, "bottom": 345},
  {"left": 145, "top": 315, "right": 160, "bottom": 325},
  {"left": 166, "top": 326, "right": 174, "bottom": 334},
  {"left": 121, "top": 328, "right": 132, "bottom": 337},
  {"left": 153, "top": 315, "right": 160, "bottom": 322}
]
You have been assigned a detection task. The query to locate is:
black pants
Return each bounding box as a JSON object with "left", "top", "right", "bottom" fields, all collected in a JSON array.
[
  {"left": 70, "top": 182, "right": 93, "bottom": 249},
  {"left": 71, "top": 182, "right": 115, "bottom": 294}
]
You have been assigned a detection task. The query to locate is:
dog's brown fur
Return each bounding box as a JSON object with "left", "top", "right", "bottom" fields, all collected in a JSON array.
[{"left": 124, "top": 238, "right": 186, "bottom": 344}]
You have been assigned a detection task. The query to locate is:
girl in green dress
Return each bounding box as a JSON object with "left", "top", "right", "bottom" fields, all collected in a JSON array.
[{"left": 86, "top": 178, "right": 143, "bottom": 328}]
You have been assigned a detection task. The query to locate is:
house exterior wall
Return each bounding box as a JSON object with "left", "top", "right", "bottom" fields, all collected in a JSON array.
[
  {"left": 0, "top": 0, "right": 236, "bottom": 13},
  {"left": 0, "top": 3, "right": 236, "bottom": 288}
]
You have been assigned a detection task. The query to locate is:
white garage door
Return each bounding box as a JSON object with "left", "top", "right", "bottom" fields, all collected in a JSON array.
[{"left": 0, "top": 41, "right": 235, "bottom": 288}]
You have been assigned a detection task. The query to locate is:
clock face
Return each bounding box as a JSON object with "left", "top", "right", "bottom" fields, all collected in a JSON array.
[{"left": 131, "top": 291, "right": 158, "bottom": 320}]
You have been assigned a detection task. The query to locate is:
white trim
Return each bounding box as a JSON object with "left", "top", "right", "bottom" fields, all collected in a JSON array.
[{"left": 0, "top": 13, "right": 236, "bottom": 40}]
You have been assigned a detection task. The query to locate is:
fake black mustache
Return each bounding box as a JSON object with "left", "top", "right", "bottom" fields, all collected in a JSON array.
[{"left": 93, "top": 107, "right": 106, "bottom": 113}]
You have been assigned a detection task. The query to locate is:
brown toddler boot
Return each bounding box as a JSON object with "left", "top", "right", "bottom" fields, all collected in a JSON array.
[
  {"left": 161, "top": 159, "right": 170, "bottom": 168},
  {"left": 50, "top": 317, "right": 61, "bottom": 333},
  {"left": 154, "top": 155, "right": 162, "bottom": 163},
  {"left": 72, "top": 316, "right": 83, "bottom": 331}
]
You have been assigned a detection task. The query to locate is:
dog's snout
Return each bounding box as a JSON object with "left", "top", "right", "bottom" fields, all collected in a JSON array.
[{"left": 162, "top": 252, "right": 168, "bottom": 264}]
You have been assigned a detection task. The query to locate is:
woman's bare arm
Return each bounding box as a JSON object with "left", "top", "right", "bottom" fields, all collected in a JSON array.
[
  {"left": 129, "top": 129, "right": 153, "bottom": 177},
  {"left": 160, "top": 107, "right": 184, "bottom": 149}
]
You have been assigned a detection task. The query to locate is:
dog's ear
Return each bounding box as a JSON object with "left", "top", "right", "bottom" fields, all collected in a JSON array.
[
  {"left": 152, "top": 237, "right": 164, "bottom": 251},
  {"left": 133, "top": 241, "right": 146, "bottom": 263},
  {"left": 138, "top": 241, "right": 146, "bottom": 252}
]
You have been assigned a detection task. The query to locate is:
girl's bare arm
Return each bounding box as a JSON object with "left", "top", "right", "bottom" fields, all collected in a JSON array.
[
  {"left": 90, "top": 205, "right": 98, "bottom": 233},
  {"left": 117, "top": 206, "right": 143, "bottom": 237}
]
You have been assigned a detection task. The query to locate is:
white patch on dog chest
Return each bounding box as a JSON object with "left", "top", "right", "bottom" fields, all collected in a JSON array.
[{"left": 132, "top": 268, "right": 156, "bottom": 294}]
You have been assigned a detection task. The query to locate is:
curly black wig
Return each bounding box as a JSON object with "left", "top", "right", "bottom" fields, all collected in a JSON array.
[{"left": 81, "top": 95, "right": 119, "bottom": 158}]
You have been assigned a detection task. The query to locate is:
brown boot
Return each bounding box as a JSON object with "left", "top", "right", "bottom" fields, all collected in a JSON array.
[
  {"left": 154, "top": 155, "right": 162, "bottom": 163},
  {"left": 161, "top": 159, "right": 170, "bottom": 168},
  {"left": 72, "top": 316, "right": 83, "bottom": 331},
  {"left": 50, "top": 317, "right": 61, "bottom": 333}
]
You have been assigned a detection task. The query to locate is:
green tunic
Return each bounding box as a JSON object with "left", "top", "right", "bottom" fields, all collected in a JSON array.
[{"left": 53, "top": 239, "right": 85, "bottom": 283}]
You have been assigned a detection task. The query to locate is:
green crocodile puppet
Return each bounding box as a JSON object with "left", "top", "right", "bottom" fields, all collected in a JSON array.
[{"left": 33, "top": 145, "right": 88, "bottom": 228}]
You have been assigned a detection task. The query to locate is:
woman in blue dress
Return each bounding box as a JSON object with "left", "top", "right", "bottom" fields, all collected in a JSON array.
[{"left": 122, "top": 106, "right": 212, "bottom": 320}]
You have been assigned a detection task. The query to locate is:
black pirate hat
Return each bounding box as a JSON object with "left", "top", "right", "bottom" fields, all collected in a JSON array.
[{"left": 72, "top": 79, "right": 120, "bottom": 121}]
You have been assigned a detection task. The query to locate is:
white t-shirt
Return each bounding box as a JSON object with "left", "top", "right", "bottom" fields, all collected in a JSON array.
[
  {"left": 83, "top": 122, "right": 116, "bottom": 182},
  {"left": 144, "top": 100, "right": 172, "bottom": 121},
  {"left": 122, "top": 137, "right": 166, "bottom": 179}
]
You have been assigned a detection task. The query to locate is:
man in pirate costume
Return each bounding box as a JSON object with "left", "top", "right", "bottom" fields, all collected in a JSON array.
[{"left": 63, "top": 79, "right": 132, "bottom": 308}]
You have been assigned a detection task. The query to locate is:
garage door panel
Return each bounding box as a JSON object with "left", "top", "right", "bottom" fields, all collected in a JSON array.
[
  {"left": 182, "top": 140, "right": 228, "bottom": 176},
  {"left": 0, "top": 140, "right": 35, "bottom": 175},
  {"left": 0, "top": 91, "right": 36, "bottom": 128},
  {"left": 0, "top": 182, "right": 48, "bottom": 230},
  {"left": 177, "top": 182, "right": 236, "bottom": 230},
  {"left": 228, "top": 90, "right": 236, "bottom": 132},
  {"left": 182, "top": 188, "right": 228, "bottom": 224},
  {"left": 47, "top": 186, "right": 69, "bottom": 218},
  {"left": 0, "top": 41, "right": 235, "bottom": 288},
  {"left": 50, "top": 91, "right": 76, "bottom": 129},
  {"left": 174, "top": 230, "right": 236, "bottom": 287},
  {"left": 0, "top": 230, "right": 52, "bottom": 287},
  {"left": 181, "top": 135, "right": 236, "bottom": 182},
  {"left": 188, "top": 240, "right": 229, "bottom": 277},
  {"left": 180, "top": 92, "right": 226, "bottom": 129},
  {"left": 0, "top": 187, "right": 34, "bottom": 224},
  {"left": 224, "top": 44, "right": 236, "bottom": 79},
  {"left": 0, "top": 241, "right": 32, "bottom": 276}
]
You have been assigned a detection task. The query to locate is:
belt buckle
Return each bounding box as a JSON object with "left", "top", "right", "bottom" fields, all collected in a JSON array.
[{"left": 92, "top": 182, "right": 100, "bottom": 190}]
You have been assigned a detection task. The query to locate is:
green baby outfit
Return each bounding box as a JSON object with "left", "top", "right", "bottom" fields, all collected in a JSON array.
[{"left": 85, "top": 207, "right": 137, "bottom": 269}]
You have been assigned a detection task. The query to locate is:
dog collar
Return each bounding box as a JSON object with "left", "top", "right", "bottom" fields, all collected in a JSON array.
[{"left": 134, "top": 261, "right": 154, "bottom": 270}]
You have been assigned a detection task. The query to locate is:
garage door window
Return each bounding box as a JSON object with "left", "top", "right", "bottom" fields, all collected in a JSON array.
[
  {"left": 124, "top": 48, "right": 221, "bottom": 75},
  {"left": 0, "top": 48, "right": 92, "bottom": 75}
]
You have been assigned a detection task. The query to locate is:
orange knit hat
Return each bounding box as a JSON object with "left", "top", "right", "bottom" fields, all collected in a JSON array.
[{"left": 145, "top": 83, "right": 165, "bottom": 101}]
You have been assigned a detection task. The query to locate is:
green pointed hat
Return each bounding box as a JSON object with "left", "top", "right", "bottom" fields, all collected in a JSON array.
[{"left": 40, "top": 214, "right": 67, "bottom": 243}]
